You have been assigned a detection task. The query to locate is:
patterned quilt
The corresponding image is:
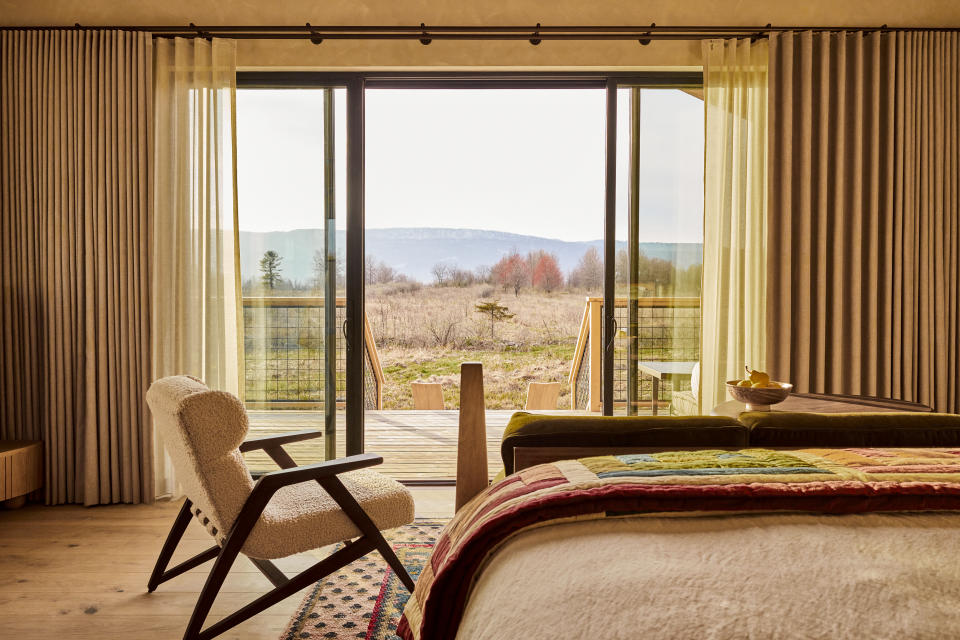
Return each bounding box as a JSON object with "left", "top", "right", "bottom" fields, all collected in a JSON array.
[{"left": 397, "top": 448, "right": 960, "bottom": 640}]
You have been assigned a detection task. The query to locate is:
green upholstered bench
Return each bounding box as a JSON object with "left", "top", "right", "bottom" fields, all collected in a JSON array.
[
  {"left": 500, "top": 412, "right": 748, "bottom": 476},
  {"left": 739, "top": 411, "right": 960, "bottom": 448},
  {"left": 498, "top": 411, "right": 960, "bottom": 478}
]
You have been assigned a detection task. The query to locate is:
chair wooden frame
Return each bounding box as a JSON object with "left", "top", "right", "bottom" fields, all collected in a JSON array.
[
  {"left": 411, "top": 382, "right": 444, "bottom": 410},
  {"left": 147, "top": 429, "right": 415, "bottom": 640}
]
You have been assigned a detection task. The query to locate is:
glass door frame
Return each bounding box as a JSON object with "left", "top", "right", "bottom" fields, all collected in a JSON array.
[{"left": 237, "top": 70, "right": 702, "bottom": 454}]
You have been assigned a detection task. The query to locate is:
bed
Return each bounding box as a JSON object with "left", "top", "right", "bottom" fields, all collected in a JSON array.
[{"left": 398, "top": 447, "right": 960, "bottom": 640}]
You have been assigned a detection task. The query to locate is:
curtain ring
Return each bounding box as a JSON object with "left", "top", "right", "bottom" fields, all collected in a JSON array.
[
  {"left": 638, "top": 22, "right": 655, "bottom": 46},
  {"left": 419, "top": 23, "right": 432, "bottom": 46},
  {"left": 529, "top": 23, "right": 542, "bottom": 46},
  {"left": 307, "top": 23, "right": 323, "bottom": 45}
]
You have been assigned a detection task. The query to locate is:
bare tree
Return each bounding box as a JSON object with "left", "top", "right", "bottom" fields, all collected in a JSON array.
[
  {"left": 431, "top": 262, "right": 452, "bottom": 286},
  {"left": 427, "top": 314, "right": 460, "bottom": 347},
  {"left": 366, "top": 255, "right": 399, "bottom": 285},
  {"left": 568, "top": 246, "right": 603, "bottom": 290},
  {"left": 474, "top": 264, "right": 492, "bottom": 283},
  {"left": 449, "top": 267, "right": 475, "bottom": 287}
]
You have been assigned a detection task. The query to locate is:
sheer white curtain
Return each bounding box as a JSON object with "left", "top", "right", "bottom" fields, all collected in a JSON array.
[
  {"left": 151, "top": 38, "right": 242, "bottom": 498},
  {"left": 700, "top": 38, "right": 769, "bottom": 413}
]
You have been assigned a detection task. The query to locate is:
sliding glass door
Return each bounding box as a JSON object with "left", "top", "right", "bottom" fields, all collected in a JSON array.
[
  {"left": 363, "top": 86, "right": 605, "bottom": 416},
  {"left": 235, "top": 86, "right": 348, "bottom": 469},
  {"left": 233, "top": 73, "right": 702, "bottom": 475},
  {"left": 613, "top": 85, "right": 705, "bottom": 416}
]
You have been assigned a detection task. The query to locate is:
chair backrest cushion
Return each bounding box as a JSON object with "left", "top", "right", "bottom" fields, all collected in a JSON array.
[{"left": 146, "top": 375, "right": 254, "bottom": 540}]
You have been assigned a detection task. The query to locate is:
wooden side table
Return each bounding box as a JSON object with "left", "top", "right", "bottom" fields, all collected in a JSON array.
[
  {"left": 712, "top": 392, "right": 933, "bottom": 419},
  {"left": 0, "top": 441, "right": 43, "bottom": 508}
]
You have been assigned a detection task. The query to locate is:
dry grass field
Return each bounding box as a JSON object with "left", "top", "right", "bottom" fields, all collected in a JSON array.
[
  {"left": 367, "top": 283, "right": 591, "bottom": 409},
  {"left": 241, "top": 282, "right": 698, "bottom": 411}
]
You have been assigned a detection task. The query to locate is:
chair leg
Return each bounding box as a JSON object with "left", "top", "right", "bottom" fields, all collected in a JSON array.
[
  {"left": 148, "top": 499, "right": 194, "bottom": 592},
  {"left": 249, "top": 558, "right": 288, "bottom": 588},
  {"left": 187, "top": 538, "right": 377, "bottom": 640},
  {"left": 375, "top": 534, "right": 416, "bottom": 592},
  {"left": 182, "top": 539, "right": 244, "bottom": 640}
]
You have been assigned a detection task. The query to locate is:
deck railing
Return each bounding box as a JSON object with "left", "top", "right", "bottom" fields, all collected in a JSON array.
[
  {"left": 569, "top": 297, "right": 700, "bottom": 412},
  {"left": 241, "top": 297, "right": 384, "bottom": 410}
]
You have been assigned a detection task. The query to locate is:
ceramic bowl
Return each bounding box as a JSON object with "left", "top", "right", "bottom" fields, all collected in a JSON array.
[{"left": 726, "top": 380, "right": 793, "bottom": 411}]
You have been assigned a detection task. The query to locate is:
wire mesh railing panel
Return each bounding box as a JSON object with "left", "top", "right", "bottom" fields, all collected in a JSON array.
[
  {"left": 574, "top": 334, "right": 591, "bottom": 410},
  {"left": 335, "top": 306, "right": 347, "bottom": 402},
  {"left": 613, "top": 303, "right": 700, "bottom": 406},
  {"left": 363, "top": 349, "right": 378, "bottom": 409},
  {"left": 243, "top": 299, "right": 376, "bottom": 410}
]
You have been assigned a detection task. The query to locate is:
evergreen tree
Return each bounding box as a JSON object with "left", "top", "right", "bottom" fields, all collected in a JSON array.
[
  {"left": 259, "top": 250, "right": 283, "bottom": 290},
  {"left": 475, "top": 300, "right": 515, "bottom": 340}
]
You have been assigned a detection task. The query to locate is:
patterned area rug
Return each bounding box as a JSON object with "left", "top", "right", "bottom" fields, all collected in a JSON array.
[{"left": 281, "top": 520, "right": 447, "bottom": 640}]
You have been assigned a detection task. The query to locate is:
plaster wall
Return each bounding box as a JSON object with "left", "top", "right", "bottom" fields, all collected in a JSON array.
[{"left": 1, "top": 1, "right": 958, "bottom": 69}]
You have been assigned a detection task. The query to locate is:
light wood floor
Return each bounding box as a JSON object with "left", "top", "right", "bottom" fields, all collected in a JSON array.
[
  {"left": 244, "top": 409, "right": 590, "bottom": 482},
  {"left": 0, "top": 488, "right": 455, "bottom": 639}
]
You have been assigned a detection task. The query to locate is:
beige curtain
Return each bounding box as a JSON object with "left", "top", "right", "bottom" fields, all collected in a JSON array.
[
  {"left": 767, "top": 30, "right": 960, "bottom": 413},
  {"left": 0, "top": 30, "right": 154, "bottom": 505},
  {"left": 700, "top": 38, "right": 769, "bottom": 413},
  {"left": 152, "top": 38, "right": 242, "bottom": 497}
]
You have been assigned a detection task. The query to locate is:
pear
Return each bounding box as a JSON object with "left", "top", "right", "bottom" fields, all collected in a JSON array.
[
  {"left": 737, "top": 379, "right": 753, "bottom": 387},
  {"left": 745, "top": 366, "right": 771, "bottom": 386}
]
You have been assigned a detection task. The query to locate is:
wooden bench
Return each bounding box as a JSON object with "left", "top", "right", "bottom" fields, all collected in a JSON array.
[{"left": 1, "top": 441, "right": 43, "bottom": 508}]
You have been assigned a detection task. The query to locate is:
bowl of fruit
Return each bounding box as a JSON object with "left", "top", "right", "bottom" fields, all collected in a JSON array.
[{"left": 726, "top": 367, "right": 793, "bottom": 411}]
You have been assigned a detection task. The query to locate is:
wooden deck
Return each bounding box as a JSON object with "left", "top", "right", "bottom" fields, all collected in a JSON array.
[{"left": 244, "top": 410, "right": 590, "bottom": 483}]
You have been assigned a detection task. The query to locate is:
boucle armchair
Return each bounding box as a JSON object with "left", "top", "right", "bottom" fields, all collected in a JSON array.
[{"left": 145, "top": 375, "right": 415, "bottom": 640}]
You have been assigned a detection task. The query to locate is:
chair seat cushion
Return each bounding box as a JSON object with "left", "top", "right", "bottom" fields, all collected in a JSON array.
[
  {"left": 243, "top": 469, "right": 415, "bottom": 559},
  {"left": 740, "top": 411, "right": 960, "bottom": 448}
]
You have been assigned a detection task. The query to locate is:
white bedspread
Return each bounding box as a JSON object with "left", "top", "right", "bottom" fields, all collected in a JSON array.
[{"left": 455, "top": 512, "right": 960, "bottom": 640}]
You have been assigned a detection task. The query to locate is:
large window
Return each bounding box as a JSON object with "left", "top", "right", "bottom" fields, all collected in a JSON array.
[{"left": 234, "top": 73, "right": 703, "bottom": 479}]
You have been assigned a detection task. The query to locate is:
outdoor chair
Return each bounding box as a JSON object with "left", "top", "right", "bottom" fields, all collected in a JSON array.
[
  {"left": 145, "top": 375, "right": 415, "bottom": 640},
  {"left": 525, "top": 382, "right": 561, "bottom": 410},
  {"left": 411, "top": 382, "right": 445, "bottom": 409}
]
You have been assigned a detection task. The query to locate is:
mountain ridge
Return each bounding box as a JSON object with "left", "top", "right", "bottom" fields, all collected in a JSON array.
[{"left": 239, "top": 227, "right": 702, "bottom": 284}]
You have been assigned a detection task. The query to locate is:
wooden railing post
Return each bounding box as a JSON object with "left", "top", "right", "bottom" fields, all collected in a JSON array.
[
  {"left": 456, "top": 362, "right": 487, "bottom": 511},
  {"left": 589, "top": 298, "right": 603, "bottom": 412}
]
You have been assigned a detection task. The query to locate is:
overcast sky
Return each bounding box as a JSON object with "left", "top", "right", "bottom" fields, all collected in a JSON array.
[{"left": 236, "top": 88, "right": 703, "bottom": 244}]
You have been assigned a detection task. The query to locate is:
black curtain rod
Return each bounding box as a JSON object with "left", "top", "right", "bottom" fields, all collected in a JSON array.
[{"left": 2, "top": 23, "right": 954, "bottom": 44}]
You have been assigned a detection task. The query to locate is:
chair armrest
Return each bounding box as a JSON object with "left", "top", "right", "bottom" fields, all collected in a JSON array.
[
  {"left": 256, "top": 453, "right": 383, "bottom": 493},
  {"left": 239, "top": 429, "right": 323, "bottom": 453}
]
